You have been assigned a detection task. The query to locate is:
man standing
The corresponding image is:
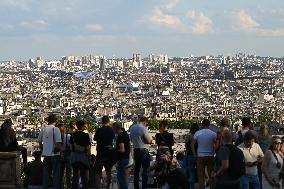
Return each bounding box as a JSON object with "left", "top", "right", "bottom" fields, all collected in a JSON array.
[
  {"left": 235, "top": 117, "right": 258, "bottom": 146},
  {"left": 191, "top": 119, "right": 217, "bottom": 189},
  {"left": 94, "top": 115, "right": 115, "bottom": 189},
  {"left": 130, "top": 116, "right": 152, "bottom": 189},
  {"left": 213, "top": 130, "right": 245, "bottom": 189},
  {"left": 238, "top": 131, "right": 264, "bottom": 189},
  {"left": 38, "top": 114, "right": 62, "bottom": 189}
]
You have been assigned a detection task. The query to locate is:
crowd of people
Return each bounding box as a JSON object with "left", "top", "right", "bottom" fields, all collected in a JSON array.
[{"left": 0, "top": 114, "right": 284, "bottom": 189}]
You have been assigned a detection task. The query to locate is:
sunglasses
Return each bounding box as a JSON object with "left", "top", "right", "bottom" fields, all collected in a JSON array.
[{"left": 274, "top": 142, "right": 282, "bottom": 145}]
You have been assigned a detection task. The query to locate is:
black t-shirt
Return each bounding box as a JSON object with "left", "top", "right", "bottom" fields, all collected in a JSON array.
[
  {"left": 155, "top": 131, "right": 174, "bottom": 154},
  {"left": 93, "top": 126, "right": 115, "bottom": 157},
  {"left": 216, "top": 145, "right": 239, "bottom": 185},
  {"left": 70, "top": 131, "right": 91, "bottom": 147},
  {"left": 116, "top": 131, "right": 130, "bottom": 160}
]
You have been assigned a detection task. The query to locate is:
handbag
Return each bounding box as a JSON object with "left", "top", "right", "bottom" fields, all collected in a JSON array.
[{"left": 70, "top": 135, "right": 90, "bottom": 168}]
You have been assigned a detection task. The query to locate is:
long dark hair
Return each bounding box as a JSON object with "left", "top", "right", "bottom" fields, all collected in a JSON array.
[{"left": 190, "top": 123, "right": 200, "bottom": 135}]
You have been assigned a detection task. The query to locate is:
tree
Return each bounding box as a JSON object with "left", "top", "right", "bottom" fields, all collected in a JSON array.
[{"left": 257, "top": 112, "right": 273, "bottom": 123}]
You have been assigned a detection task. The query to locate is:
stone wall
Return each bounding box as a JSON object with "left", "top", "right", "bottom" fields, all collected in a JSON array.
[{"left": 0, "top": 152, "right": 22, "bottom": 189}]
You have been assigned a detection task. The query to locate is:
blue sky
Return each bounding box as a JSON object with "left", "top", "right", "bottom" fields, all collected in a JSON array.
[{"left": 0, "top": 0, "right": 284, "bottom": 60}]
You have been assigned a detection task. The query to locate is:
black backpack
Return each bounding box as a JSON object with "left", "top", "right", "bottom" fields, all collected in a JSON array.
[{"left": 225, "top": 144, "right": 246, "bottom": 179}]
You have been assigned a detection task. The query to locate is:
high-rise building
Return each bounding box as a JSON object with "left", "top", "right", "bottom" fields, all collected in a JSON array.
[
  {"left": 100, "top": 57, "right": 106, "bottom": 71},
  {"left": 132, "top": 53, "right": 142, "bottom": 67},
  {"left": 35, "top": 57, "right": 45, "bottom": 68},
  {"left": 164, "top": 54, "right": 168, "bottom": 64},
  {"left": 28, "top": 59, "right": 35, "bottom": 69}
]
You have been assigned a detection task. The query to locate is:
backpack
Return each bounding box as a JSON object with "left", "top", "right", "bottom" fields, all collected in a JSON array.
[
  {"left": 234, "top": 131, "right": 243, "bottom": 146},
  {"left": 225, "top": 144, "right": 246, "bottom": 179}
]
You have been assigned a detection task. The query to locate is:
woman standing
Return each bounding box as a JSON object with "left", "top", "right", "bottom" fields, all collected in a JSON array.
[
  {"left": 184, "top": 123, "right": 200, "bottom": 188},
  {"left": 70, "top": 120, "right": 91, "bottom": 189},
  {"left": 262, "top": 136, "right": 284, "bottom": 189},
  {"left": 58, "top": 123, "right": 72, "bottom": 189},
  {"left": 155, "top": 120, "right": 174, "bottom": 155},
  {"left": 112, "top": 122, "right": 130, "bottom": 189},
  {"left": 258, "top": 124, "right": 272, "bottom": 153}
]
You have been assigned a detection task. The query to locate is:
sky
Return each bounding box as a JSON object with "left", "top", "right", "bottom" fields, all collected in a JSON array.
[{"left": 0, "top": 0, "right": 284, "bottom": 60}]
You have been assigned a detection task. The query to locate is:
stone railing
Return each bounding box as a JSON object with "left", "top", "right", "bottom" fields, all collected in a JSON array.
[{"left": 0, "top": 152, "right": 22, "bottom": 189}]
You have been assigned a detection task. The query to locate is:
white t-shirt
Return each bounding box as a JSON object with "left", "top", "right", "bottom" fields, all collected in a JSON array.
[
  {"left": 193, "top": 128, "right": 217, "bottom": 157},
  {"left": 238, "top": 142, "right": 264, "bottom": 175},
  {"left": 38, "top": 125, "right": 62, "bottom": 157}
]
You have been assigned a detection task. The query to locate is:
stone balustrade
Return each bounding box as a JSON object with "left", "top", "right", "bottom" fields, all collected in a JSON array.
[{"left": 0, "top": 152, "right": 22, "bottom": 189}]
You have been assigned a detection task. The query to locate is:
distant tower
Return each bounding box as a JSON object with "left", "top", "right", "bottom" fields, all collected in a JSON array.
[
  {"left": 100, "top": 58, "right": 106, "bottom": 71},
  {"left": 132, "top": 53, "right": 142, "bottom": 67},
  {"left": 149, "top": 54, "right": 154, "bottom": 63},
  {"left": 35, "top": 57, "right": 45, "bottom": 68},
  {"left": 222, "top": 57, "right": 226, "bottom": 64},
  {"left": 136, "top": 54, "right": 142, "bottom": 67},
  {"left": 28, "top": 59, "right": 35, "bottom": 69},
  {"left": 164, "top": 54, "right": 168, "bottom": 64},
  {"left": 82, "top": 56, "right": 88, "bottom": 65}
]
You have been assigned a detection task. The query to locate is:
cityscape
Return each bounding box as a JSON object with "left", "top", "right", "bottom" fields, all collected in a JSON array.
[{"left": 1, "top": 53, "right": 284, "bottom": 147}]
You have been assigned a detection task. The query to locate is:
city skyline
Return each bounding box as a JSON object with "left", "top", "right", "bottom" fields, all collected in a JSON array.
[{"left": 0, "top": 0, "right": 284, "bottom": 60}]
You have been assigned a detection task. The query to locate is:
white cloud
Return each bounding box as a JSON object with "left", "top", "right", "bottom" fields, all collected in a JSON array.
[
  {"left": 234, "top": 10, "right": 259, "bottom": 31},
  {"left": 233, "top": 10, "right": 284, "bottom": 36},
  {"left": 20, "top": 20, "right": 48, "bottom": 30},
  {"left": 148, "top": 8, "right": 185, "bottom": 31},
  {"left": 85, "top": 24, "right": 104, "bottom": 32},
  {"left": 146, "top": 0, "right": 213, "bottom": 34},
  {"left": 162, "top": 0, "right": 180, "bottom": 10},
  {"left": 186, "top": 10, "right": 213, "bottom": 34}
]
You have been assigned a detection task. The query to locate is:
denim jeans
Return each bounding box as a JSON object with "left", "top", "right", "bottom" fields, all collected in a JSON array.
[
  {"left": 133, "top": 149, "right": 151, "bottom": 189},
  {"left": 117, "top": 159, "right": 129, "bottom": 189},
  {"left": 240, "top": 174, "right": 260, "bottom": 189},
  {"left": 43, "top": 155, "right": 61, "bottom": 189},
  {"left": 184, "top": 154, "right": 197, "bottom": 188}
]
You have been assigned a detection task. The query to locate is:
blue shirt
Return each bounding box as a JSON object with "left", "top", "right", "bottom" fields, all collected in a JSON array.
[{"left": 130, "top": 124, "right": 150, "bottom": 149}]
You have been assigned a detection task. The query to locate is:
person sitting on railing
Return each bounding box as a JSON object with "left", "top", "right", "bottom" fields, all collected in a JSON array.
[{"left": 0, "top": 118, "right": 28, "bottom": 169}]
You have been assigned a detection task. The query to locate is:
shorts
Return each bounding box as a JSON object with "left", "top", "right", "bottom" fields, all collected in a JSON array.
[{"left": 94, "top": 157, "right": 115, "bottom": 174}]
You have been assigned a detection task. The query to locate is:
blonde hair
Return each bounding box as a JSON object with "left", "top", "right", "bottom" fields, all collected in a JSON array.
[{"left": 259, "top": 124, "right": 269, "bottom": 138}]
